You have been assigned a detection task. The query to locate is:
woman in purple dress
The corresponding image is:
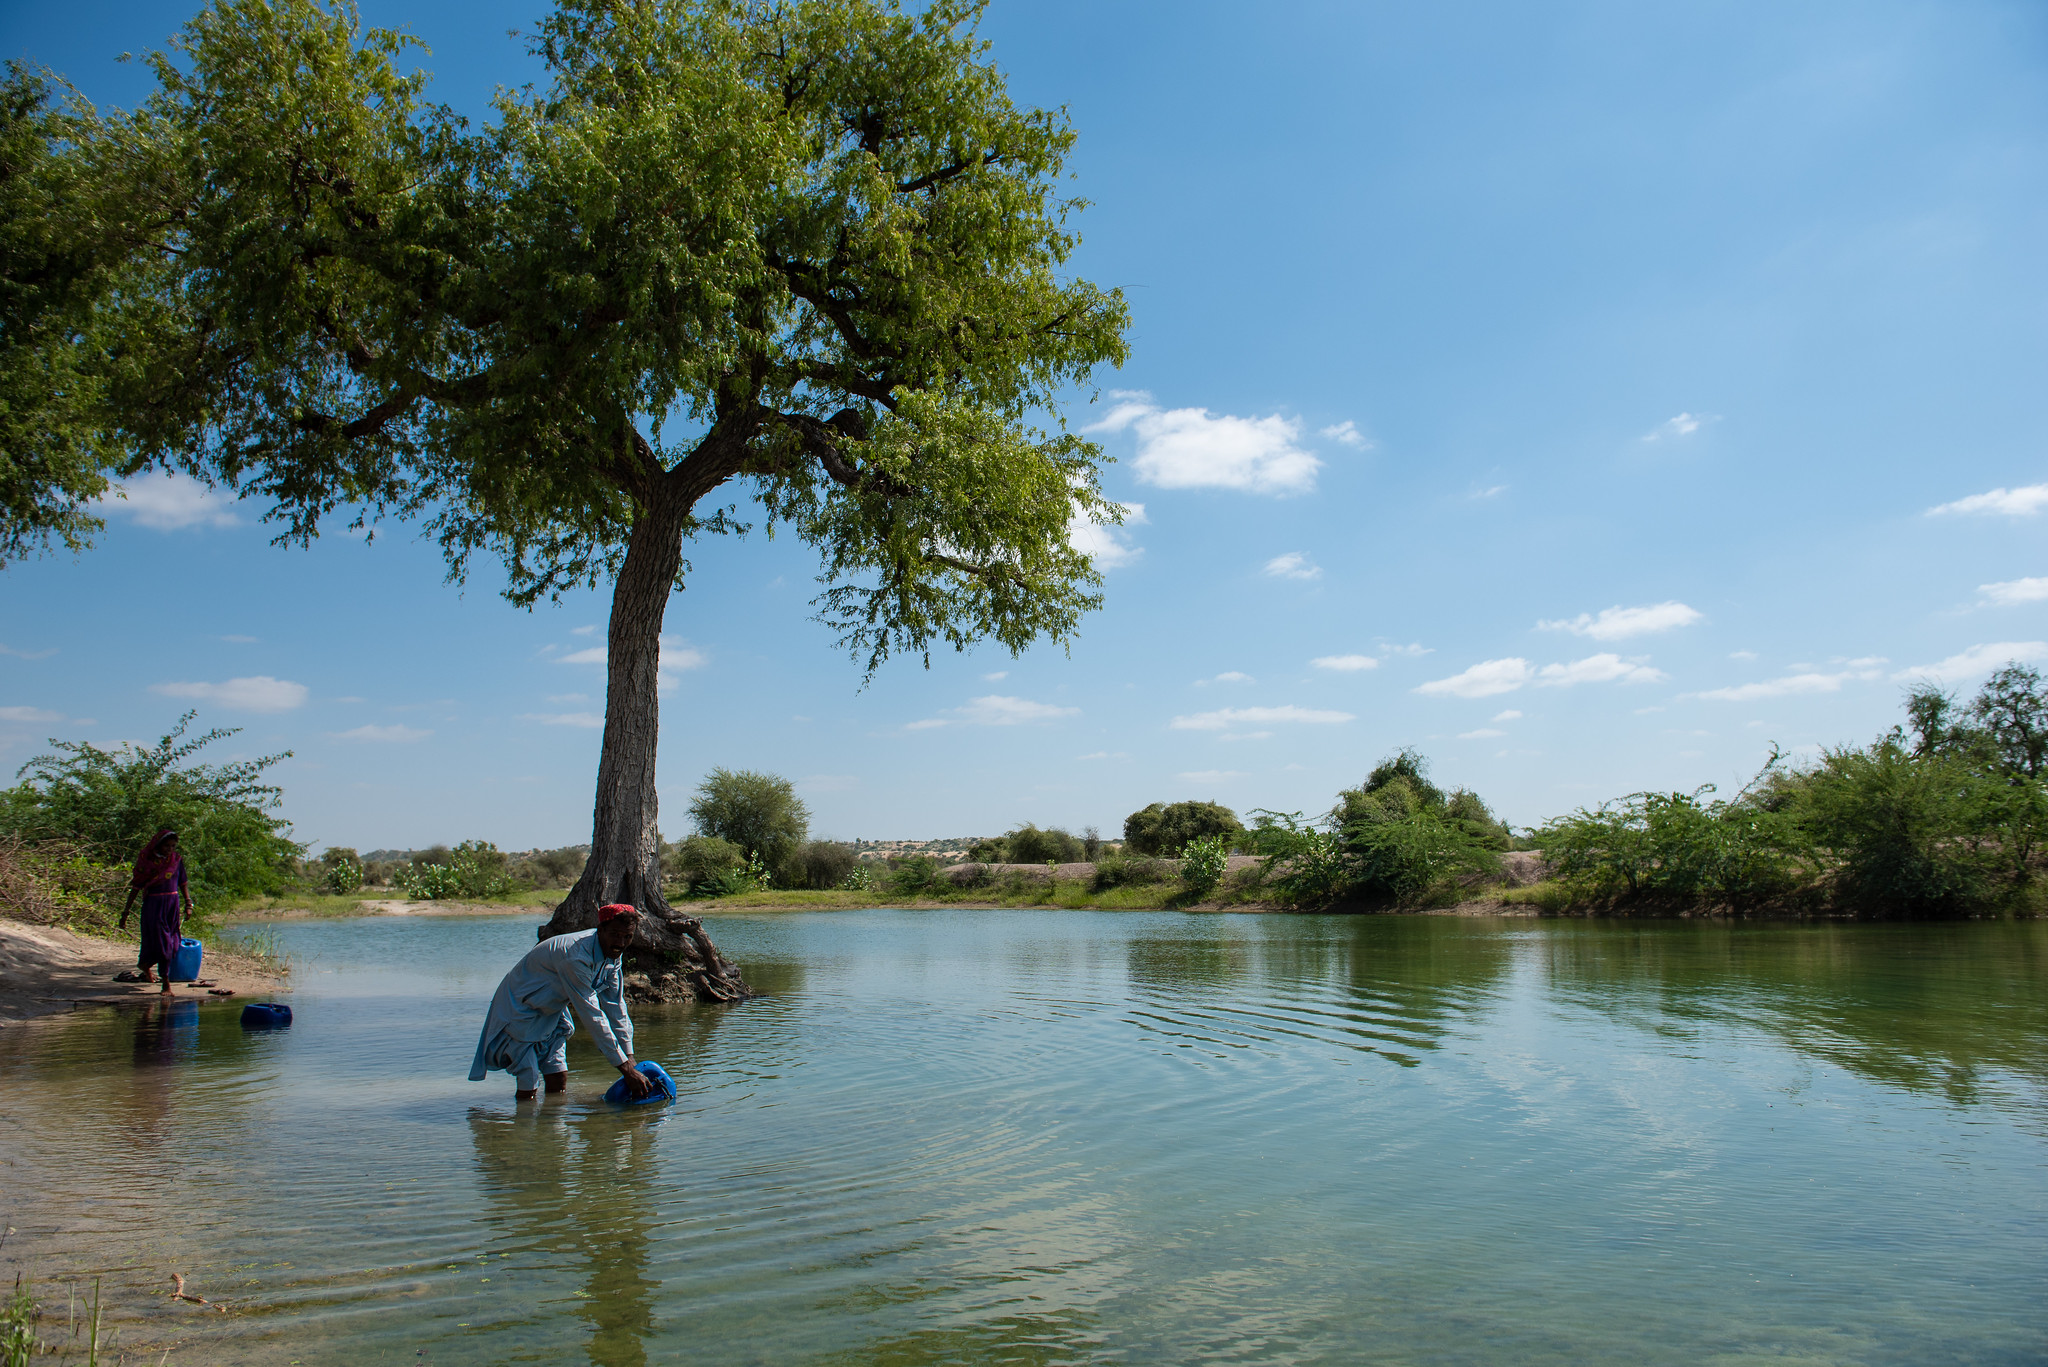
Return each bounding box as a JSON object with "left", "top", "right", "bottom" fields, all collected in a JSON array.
[{"left": 120, "top": 828, "right": 191, "bottom": 994}]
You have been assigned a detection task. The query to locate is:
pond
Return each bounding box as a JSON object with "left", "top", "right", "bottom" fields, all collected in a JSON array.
[{"left": 1, "top": 910, "right": 2043, "bottom": 1365}]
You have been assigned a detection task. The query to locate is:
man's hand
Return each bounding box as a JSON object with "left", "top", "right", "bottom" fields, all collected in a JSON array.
[{"left": 618, "top": 1060, "right": 654, "bottom": 1099}]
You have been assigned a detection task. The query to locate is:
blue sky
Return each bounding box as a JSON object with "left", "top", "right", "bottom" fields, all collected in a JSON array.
[{"left": 5, "top": 0, "right": 2047, "bottom": 853}]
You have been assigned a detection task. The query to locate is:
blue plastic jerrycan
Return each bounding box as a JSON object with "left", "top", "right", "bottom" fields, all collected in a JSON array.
[
  {"left": 604, "top": 1060, "right": 678, "bottom": 1105},
  {"left": 240, "top": 1002, "right": 293, "bottom": 1029},
  {"left": 170, "top": 937, "right": 203, "bottom": 982}
]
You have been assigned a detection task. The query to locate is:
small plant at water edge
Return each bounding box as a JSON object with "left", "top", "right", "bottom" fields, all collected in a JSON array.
[{"left": 1180, "top": 835, "right": 1229, "bottom": 898}]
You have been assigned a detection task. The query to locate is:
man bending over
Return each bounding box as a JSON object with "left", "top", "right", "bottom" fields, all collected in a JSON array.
[{"left": 469, "top": 903, "right": 654, "bottom": 1100}]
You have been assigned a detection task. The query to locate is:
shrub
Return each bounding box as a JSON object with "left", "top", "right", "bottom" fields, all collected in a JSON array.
[
  {"left": 1123, "top": 800, "right": 1244, "bottom": 856},
  {"left": 889, "top": 855, "right": 943, "bottom": 896},
  {"left": 688, "top": 768, "right": 809, "bottom": 871},
  {"left": 968, "top": 836, "right": 1009, "bottom": 862},
  {"left": 667, "top": 834, "right": 745, "bottom": 892},
  {"left": 1248, "top": 811, "right": 1351, "bottom": 909},
  {"left": 0, "top": 711, "right": 300, "bottom": 919},
  {"left": 0, "top": 836, "right": 128, "bottom": 934},
  {"left": 841, "top": 861, "right": 876, "bottom": 892},
  {"left": 1787, "top": 744, "right": 1993, "bottom": 915},
  {"left": 1007, "top": 823, "right": 1083, "bottom": 864},
  {"left": 399, "top": 840, "right": 514, "bottom": 900},
  {"left": 514, "top": 844, "right": 587, "bottom": 888},
  {"left": 1536, "top": 787, "right": 1797, "bottom": 905},
  {"left": 1091, "top": 855, "right": 1173, "bottom": 890},
  {"left": 792, "top": 840, "right": 859, "bottom": 890},
  {"left": 1180, "top": 834, "right": 1229, "bottom": 898},
  {"left": 321, "top": 847, "right": 364, "bottom": 895}
]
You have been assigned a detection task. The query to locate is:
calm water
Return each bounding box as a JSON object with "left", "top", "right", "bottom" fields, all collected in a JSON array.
[{"left": 2, "top": 911, "right": 2044, "bottom": 1366}]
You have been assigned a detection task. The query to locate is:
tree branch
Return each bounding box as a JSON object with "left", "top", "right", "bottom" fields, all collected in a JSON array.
[{"left": 895, "top": 150, "right": 998, "bottom": 195}]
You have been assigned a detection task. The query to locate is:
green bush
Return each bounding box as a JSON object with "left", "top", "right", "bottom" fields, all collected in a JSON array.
[
  {"left": 399, "top": 840, "right": 513, "bottom": 900},
  {"left": 1343, "top": 805, "right": 1499, "bottom": 903},
  {"left": 0, "top": 711, "right": 299, "bottom": 920},
  {"left": 1536, "top": 787, "right": 1797, "bottom": 905},
  {"left": 792, "top": 840, "right": 859, "bottom": 890},
  {"left": 841, "top": 861, "right": 876, "bottom": 892},
  {"left": 688, "top": 768, "right": 809, "bottom": 871},
  {"left": 1248, "top": 811, "right": 1351, "bottom": 909},
  {"left": 322, "top": 847, "right": 364, "bottom": 895},
  {"left": 1787, "top": 744, "right": 1993, "bottom": 916},
  {"left": 1180, "top": 834, "right": 1229, "bottom": 898},
  {"left": 889, "top": 855, "right": 943, "bottom": 897},
  {"left": 1091, "top": 855, "right": 1173, "bottom": 890},
  {"left": 1123, "top": 800, "right": 1244, "bottom": 856},
  {"left": 1007, "top": 823, "right": 1083, "bottom": 864}
]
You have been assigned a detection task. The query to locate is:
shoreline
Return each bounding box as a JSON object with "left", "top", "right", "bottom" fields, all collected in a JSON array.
[{"left": 0, "top": 919, "right": 289, "bottom": 1026}]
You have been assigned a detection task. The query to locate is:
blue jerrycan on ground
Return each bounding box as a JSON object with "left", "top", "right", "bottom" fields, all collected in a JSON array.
[
  {"left": 240, "top": 1002, "right": 293, "bottom": 1029},
  {"left": 170, "top": 937, "right": 203, "bottom": 982},
  {"left": 605, "top": 1061, "right": 678, "bottom": 1105}
]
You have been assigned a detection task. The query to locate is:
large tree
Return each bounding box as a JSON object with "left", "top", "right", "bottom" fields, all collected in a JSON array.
[{"left": 73, "top": 0, "right": 1129, "bottom": 994}]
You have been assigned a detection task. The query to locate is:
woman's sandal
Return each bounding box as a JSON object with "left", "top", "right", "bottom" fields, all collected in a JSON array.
[
  {"left": 113, "top": 970, "right": 144, "bottom": 983},
  {"left": 207, "top": 988, "right": 234, "bottom": 997}
]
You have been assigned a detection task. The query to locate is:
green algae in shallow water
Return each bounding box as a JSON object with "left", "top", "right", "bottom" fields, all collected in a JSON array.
[{"left": 0, "top": 911, "right": 2043, "bottom": 1366}]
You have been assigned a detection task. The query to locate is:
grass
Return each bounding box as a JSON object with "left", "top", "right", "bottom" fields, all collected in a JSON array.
[
  {"left": 691, "top": 877, "right": 1269, "bottom": 912},
  {"left": 2, "top": 1273, "right": 108, "bottom": 1367},
  {"left": 231, "top": 886, "right": 564, "bottom": 917}
]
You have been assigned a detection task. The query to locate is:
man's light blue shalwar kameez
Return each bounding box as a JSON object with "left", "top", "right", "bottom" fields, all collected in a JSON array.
[{"left": 469, "top": 929, "right": 633, "bottom": 1090}]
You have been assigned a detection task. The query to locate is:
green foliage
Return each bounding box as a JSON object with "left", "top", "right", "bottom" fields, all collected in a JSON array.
[
  {"left": 1247, "top": 811, "right": 1351, "bottom": 909},
  {"left": 1179, "top": 834, "right": 1229, "bottom": 898},
  {"left": 1123, "top": 800, "right": 1244, "bottom": 857},
  {"left": 398, "top": 839, "right": 513, "bottom": 900},
  {"left": 1536, "top": 787, "right": 1797, "bottom": 905},
  {"left": 1337, "top": 749, "right": 1512, "bottom": 851},
  {"left": 688, "top": 769, "right": 810, "bottom": 871},
  {"left": 666, "top": 834, "right": 743, "bottom": 887},
  {"left": 1343, "top": 804, "right": 1499, "bottom": 903},
  {"left": 1785, "top": 744, "right": 1992, "bottom": 916},
  {"left": 791, "top": 839, "right": 859, "bottom": 890},
  {"left": 0, "top": 836, "right": 129, "bottom": 935},
  {"left": 840, "top": 861, "right": 876, "bottom": 892},
  {"left": 0, "top": 712, "right": 298, "bottom": 919},
  {"left": 1006, "top": 823, "right": 1082, "bottom": 864},
  {"left": 509, "top": 844, "right": 587, "bottom": 889},
  {"left": 0, "top": 63, "right": 126, "bottom": 563},
  {"left": 65, "top": 0, "right": 1127, "bottom": 663},
  {"left": 321, "top": 847, "right": 364, "bottom": 895},
  {"left": 888, "top": 855, "right": 943, "bottom": 896},
  {"left": 3, "top": 1272, "right": 45, "bottom": 1367},
  {"left": 968, "top": 836, "right": 1009, "bottom": 862},
  {"left": 1090, "top": 854, "right": 1173, "bottom": 891}
]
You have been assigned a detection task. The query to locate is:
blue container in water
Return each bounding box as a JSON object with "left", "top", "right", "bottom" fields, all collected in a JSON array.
[
  {"left": 170, "top": 937, "right": 203, "bottom": 982},
  {"left": 240, "top": 1002, "right": 292, "bottom": 1029},
  {"left": 604, "top": 1060, "right": 677, "bottom": 1106}
]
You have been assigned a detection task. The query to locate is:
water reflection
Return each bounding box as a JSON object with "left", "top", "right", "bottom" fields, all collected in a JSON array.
[
  {"left": 469, "top": 1107, "right": 662, "bottom": 1367},
  {"left": 1534, "top": 921, "right": 2048, "bottom": 1105}
]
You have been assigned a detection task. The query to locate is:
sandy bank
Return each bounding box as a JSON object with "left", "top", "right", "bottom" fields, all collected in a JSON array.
[{"left": 0, "top": 920, "right": 288, "bottom": 1026}]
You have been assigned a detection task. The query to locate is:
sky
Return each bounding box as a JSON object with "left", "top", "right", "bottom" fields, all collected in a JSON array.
[{"left": 5, "top": 0, "right": 2047, "bottom": 854}]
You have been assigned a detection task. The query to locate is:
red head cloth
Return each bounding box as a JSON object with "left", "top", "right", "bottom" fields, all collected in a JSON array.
[
  {"left": 598, "top": 903, "right": 639, "bottom": 923},
  {"left": 130, "top": 828, "right": 180, "bottom": 890}
]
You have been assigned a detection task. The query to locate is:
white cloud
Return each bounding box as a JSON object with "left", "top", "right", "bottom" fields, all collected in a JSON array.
[
  {"left": 982, "top": 671, "right": 1009, "bottom": 681},
  {"left": 1089, "top": 395, "right": 1321, "bottom": 495},
  {"left": 1264, "top": 552, "right": 1321, "bottom": 581},
  {"left": 910, "top": 695, "right": 1080, "bottom": 729},
  {"left": 522, "top": 711, "right": 604, "bottom": 728},
  {"left": 0, "top": 643, "right": 56, "bottom": 660},
  {"left": 1381, "top": 642, "right": 1433, "bottom": 657},
  {"left": 1170, "top": 704, "right": 1355, "bottom": 731},
  {"left": 1693, "top": 672, "right": 1862, "bottom": 702},
  {"left": 1537, "top": 654, "right": 1667, "bottom": 687},
  {"left": 1177, "top": 770, "right": 1246, "bottom": 784},
  {"left": 546, "top": 693, "right": 589, "bottom": 704},
  {"left": 555, "top": 638, "right": 705, "bottom": 693},
  {"left": 1642, "top": 412, "right": 1709, "bottom": 443},
  {"left": 556, "top": 647, "right": 607, "bottom": 665},
  {"left": 1979, "top": 577, "right": 2048, "bottom": 606},
  {"left": 1538, "top": 601, "right": 1702, "bottom": 640},
  {"left": 1729, "top": 650, "right": 1758, "bottom": 661},
  {"left": 1312, "top": 654, "right": 1378, "bottom": 672},
  {"left": 0, "top": 706, "right": 62, "bottom": 723},
  {"left": 1927, "top": 484, "right": 2048, "bottom": 517},
  {"left": 570, "top": 624, "right": 598, "bottom": 636},
  {"left": 1202, "top": 671, "right": 1255, "bottom": 685},
  {"left": 331, "top": 723, "right": 431, "bottom": 742},
  {"left": 1418, "top": 654, "right": 1661, "bottom": 698},
  {"left": 1458, "top": 728, "right": 1505, "bottom": 739},
  {"left": 1471, "top": 484, "right": 1509, "bottom": 500},
  {"left": 1492, "top": 709, "right": 1522, "bottom": 722},
  {"left": 1319, "top": 420, "right": 1368, "bottom": 447},
  {"left": 1069, "top": 502, "right": 1146, "bottom": 569},
  {"left": 96, "top": 470, "right": 239, "bottom": 530},
  {"left": 1893, "top": 641, "right": 2048, "bottom": 683},
  {"left": 151, "top": 675, "right": 308, "bottom": 712},
  {"left": 1415, "top": 658, "right": 1533, "bottom": 698}
]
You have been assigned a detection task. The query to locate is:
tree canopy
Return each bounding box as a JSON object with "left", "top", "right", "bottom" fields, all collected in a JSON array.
[
  {"left": 78, "top": 0, "right": 1128, "bottom": 666},
  {"left": 687, "top": 768, "right": 809, "bottom": 870}
]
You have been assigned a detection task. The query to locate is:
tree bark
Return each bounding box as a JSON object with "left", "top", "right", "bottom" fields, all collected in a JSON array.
[{"left": 541, "top": 480, "right": 751, "bottom": 1005}]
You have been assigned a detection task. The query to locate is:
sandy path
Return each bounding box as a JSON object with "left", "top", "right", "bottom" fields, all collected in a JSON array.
[{"left": 0, "top": 920, "right": 287, "bottom": 1025}]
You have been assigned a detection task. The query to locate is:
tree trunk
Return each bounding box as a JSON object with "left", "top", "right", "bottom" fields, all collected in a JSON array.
[{"left": 542, "top": 482, "right": 751, "bottom": 1005}]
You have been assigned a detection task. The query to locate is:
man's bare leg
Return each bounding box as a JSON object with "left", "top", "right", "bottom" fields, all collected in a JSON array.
[{"left": 543, "top": 1071, "right": 568, "bottom": 1094}]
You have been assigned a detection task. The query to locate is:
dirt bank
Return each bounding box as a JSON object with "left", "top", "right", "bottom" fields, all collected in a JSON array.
[{"left": 0, "top": 921, "right": 287, "bottom": 1025}]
